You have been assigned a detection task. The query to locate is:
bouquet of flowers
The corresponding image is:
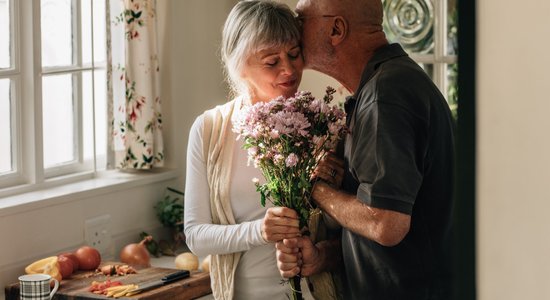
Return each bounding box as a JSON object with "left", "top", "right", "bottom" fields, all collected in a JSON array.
[{"left": 232, "top": 87, "right": 346, "bottom": 300}]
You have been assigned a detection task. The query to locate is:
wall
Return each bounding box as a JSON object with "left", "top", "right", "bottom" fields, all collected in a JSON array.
[
  {"left": 159, "top": 0, "right": 345, "bottom": 186},
  {"left": 477, "top": 1, "right": 550, "bottom": 299},
  {"left": 159, "top": 0, "right": 236, "bottom": 179}
]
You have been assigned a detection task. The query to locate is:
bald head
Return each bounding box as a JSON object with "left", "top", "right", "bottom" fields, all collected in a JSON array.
[
  {"left": 298, "top": 0, "right": 383, "bottom": 26},
  {"left": 296, "top": 0, "right": 388, "bottom": 92}
]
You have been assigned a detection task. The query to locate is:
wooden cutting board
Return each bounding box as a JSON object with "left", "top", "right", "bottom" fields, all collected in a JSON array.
[{"left": 5, "top": 264, "right": 211, "bottom": 300}]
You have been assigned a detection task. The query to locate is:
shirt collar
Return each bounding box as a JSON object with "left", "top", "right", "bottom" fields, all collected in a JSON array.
[
  {"left": 354, "top": 43, "right": 408, "bottom": 96},
  {"left": 344, "top": 44, "right": 408, "bottom": 126}
]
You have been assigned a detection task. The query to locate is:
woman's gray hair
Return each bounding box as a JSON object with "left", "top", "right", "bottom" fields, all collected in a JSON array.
[{"left": 221, "top": 0, "right": 301, "bottom": 97}]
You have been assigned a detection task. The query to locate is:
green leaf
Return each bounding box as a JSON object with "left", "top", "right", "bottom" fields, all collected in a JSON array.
[
  {"left": 132, "top": 10, "right": 142, "bottom": 19},
  {"left": 143, "top": 155, "right": 153, "bottom": 164},
  {"left": 260, "top": 190, "right": 266, "bottom": 207}
]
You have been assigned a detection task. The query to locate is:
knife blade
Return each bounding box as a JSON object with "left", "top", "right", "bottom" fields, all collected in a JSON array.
[{"left": 131, "top": 270, "right": 190, "bottom": 294}]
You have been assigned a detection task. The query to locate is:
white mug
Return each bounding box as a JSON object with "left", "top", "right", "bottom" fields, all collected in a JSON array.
[{"left": 18, "top": 274, "right": 59, "bottom": 300}]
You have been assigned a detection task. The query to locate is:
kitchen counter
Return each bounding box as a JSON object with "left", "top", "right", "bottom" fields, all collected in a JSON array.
[
  {"left": 150, "top": 255, "right": 213, "bottom": 300},
  {"left": 4, "top": 262, "right": 211, "bottom": 300}
]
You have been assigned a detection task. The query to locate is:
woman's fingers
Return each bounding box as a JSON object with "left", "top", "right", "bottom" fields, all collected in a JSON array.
[{"left": 262, "top": 207, "right": 300, "bottom": 242}]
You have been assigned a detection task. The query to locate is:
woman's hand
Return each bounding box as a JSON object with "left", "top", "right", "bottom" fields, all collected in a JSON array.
[
  {"left": 313, "top": 152, "right": 345, "bottom": 188},
  {"left": 261, "top": 207, "right": 301, "bottom": 243}
]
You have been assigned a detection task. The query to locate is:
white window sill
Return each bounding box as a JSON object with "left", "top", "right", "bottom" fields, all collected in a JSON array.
[{"left": 0, "top": 168, "right": 181, "bottom": 217}]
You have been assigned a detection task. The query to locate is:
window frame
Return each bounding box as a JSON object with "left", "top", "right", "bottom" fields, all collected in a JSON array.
[
  {"left": 388, "top": 0, "right": 457, "bottom": 101},
  {"left": 0, "top": 0, "right": 22, "bottom": 186},
  {"left": 0, "top": 0, "right": 106, "bottom": 195}
]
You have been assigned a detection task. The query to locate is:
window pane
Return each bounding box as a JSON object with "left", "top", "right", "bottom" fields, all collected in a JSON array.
[
  {"left": 94, "top": 69, "right": 107, "bottom": 164},
  {"left": 43, "top": 74, "right": 75, "bottom": 167},
  {"left": 448, "top": 0, "right": 458, "bottom": 55},
  {"left": 82, "top": 71, "right": 93, "bottom": 161},
  {"left": 81, "top": 0, "right": 92, "bottom": 65},
  {"left": 0, "top": 79, "right": 12, "bottom": 173},
  {"left": 93, "top": 0, "right": 107, "bottom": 64},
  {"left": 0, "top": 0, "right": 10, "bottom": 69},
  {"left": 41, "top": 0, "right": 73, "bottom": 67},
  {"left": 447, "top": 63, "right": 458, "bottom": 118},
  {"left": 383, "top": 0, "right": 434, "bottom": 54},
  {"left": 82, "top": 0, "right": 107, "bottom": 66},
  {"left": 82, "top": 69, "right": 107, "bottom": 168}
]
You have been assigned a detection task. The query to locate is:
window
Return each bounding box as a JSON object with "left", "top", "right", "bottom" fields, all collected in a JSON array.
[
  {"left": 0, "top": 0, "right": 107, "bottom": 193},
  {"left": 382, "top": 0, "right": 458, "bottom": 117}
]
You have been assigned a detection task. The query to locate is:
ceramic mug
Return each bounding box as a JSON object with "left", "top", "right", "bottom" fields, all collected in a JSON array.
[{"left": 18, "top": 274, "right": 59, "bottom": 300}]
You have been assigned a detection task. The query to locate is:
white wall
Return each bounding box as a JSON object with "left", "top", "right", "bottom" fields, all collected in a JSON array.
[
  {"left": 158, "top": 0, "right": 237, "bottom": 178},
  {"left": 159, "top": 0, "right": 345, "bottom": 187},
  {"left": 477, "top": 1, "right": 550, "bottom": 299}
]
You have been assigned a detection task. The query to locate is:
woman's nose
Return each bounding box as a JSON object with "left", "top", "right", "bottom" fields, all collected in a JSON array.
[{"left": 279, "top": 58, "right": 296, "bottom": 75}]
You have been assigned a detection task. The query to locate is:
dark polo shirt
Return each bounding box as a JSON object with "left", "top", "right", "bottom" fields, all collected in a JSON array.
[{"left": 340, "top": 43, "right": 455, "bottom": 299}]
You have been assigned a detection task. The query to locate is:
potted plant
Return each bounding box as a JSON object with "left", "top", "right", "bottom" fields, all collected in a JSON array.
[{"left": 154, "top": 187, "right": 185, "bottom": 255}]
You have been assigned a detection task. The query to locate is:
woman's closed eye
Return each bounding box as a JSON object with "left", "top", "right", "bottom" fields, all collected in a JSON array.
[
  {"left": 264, "top": 58, "right": 278, "bottom": 66},
  {"left": 288, "top": 48, "right": 301, "bottom": 60}
]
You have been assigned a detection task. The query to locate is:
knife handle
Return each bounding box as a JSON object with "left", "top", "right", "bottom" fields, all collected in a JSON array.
[{"left": 162, "top": 270, "right": 190, "bottom": 283}]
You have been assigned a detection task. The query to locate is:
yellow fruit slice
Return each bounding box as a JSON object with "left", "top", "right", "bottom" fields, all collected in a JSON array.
[{"left": 25, "top": 256, "right": 63, "bottom": 282}]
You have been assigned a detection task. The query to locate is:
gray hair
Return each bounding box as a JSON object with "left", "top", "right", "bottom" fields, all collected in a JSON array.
[{"left": 221, "top": 0, "right": 301, "bottom": 97}]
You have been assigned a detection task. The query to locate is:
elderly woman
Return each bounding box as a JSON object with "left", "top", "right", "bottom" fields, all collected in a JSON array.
[{"left": 184, "top": 1, "right": 308, "bottom": 299}]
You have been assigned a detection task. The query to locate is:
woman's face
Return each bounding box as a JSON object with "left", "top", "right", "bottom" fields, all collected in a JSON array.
[{"left": 241, "top": 42, "right": 304, "bottom": 103}]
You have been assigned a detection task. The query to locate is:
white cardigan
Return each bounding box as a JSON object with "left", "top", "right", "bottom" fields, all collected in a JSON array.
[{"left": 184, "top": 107, "right": 289, "bottom": 299}]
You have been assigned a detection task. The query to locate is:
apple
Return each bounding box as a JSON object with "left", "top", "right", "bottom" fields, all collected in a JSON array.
[
  {"left": 57, "top": 255, "right": 74, "bottom": 279},
  {"left": 58, "top": 252, "right": 79, "bottom": 272}
]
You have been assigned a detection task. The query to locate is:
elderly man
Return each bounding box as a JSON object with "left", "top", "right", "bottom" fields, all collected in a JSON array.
[{"left": 276, "top": 0, "right": 455, "bottom": 299}]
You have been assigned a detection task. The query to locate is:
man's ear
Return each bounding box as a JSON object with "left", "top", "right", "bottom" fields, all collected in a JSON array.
[{"left": 329, "top": 16, "right": 347, "bottom": 46}]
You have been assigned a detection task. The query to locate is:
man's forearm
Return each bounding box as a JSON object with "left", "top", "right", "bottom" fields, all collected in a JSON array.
[{"left": 311, "top": 181, "right": 411, "bottom": 246}]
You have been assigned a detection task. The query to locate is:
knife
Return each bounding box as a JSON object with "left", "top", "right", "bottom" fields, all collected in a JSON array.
[{"left": 131, "top": 270, "right": 190, "bottom": 294}]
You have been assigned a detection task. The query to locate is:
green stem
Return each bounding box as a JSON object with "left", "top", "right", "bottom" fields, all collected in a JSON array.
[{"left": 289, "top": 275, "right": 303, "bottom": 300}]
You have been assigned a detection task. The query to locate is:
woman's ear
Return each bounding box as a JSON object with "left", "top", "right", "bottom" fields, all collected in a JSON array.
[{"left": 329, "top": 16, "right": 347, "bottom": 46}]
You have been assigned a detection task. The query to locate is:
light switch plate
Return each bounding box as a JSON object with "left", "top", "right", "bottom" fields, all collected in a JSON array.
[{"left": 84, "top": 214, "right": 112, "bottom": 255}]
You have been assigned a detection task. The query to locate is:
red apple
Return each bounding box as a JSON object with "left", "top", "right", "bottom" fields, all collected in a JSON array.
[
  {"left": 57, "top": 255, "right": 74, "bottom": 279},
  {"left": 59, "top": 252, "right": 79, "bottom": 272}
]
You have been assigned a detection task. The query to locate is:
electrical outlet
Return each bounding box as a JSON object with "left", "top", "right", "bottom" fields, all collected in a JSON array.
[{"left": 84, "top": 214, "right": 112, "bottom": 255}]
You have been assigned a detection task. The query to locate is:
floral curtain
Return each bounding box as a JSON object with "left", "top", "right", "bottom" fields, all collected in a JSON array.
[{"left": 107, "top": 0, "right": 164, "bottom": 169}]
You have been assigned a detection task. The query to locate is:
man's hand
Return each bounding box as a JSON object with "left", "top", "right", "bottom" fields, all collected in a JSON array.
[
  {"left": 261, "top": 207, "right": 301, "bottom": 242},
  {"left": 313, "top": 152, "right": 345, "bottom": 188},
  {"left": 275, "top": 236, "right": 320, "bottom": 278}
]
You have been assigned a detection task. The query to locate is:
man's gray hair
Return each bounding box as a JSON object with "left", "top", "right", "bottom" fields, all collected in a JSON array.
[{"left": 221, "top": 0, "right": 301, "bottom": 97}]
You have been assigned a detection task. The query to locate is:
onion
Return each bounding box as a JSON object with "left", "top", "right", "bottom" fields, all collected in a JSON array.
[
  {"left": 175, "top": 252, "right": 198, "bottom": 271},
  {"left": 120, "top": 236, "right": 151, "bottom": 267}
]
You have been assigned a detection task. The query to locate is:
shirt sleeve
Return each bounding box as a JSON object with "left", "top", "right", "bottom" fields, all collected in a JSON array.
[
  {"left": 184, "top": 115, "right": 267, "bottom": 257},
  {"left": 351, "top": 99, "right": 427, "bottom": 215}
]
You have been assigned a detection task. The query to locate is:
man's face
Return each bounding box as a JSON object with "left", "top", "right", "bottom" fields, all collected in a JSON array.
[{"left": 295, "top": 0, "right": 332, "bottom": 72}]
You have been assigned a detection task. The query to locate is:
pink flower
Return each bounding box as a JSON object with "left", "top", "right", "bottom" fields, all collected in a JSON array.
[
  {"left": 269, "top": 129, "right": 280, "bottom": 139},
  {"left": 285, "top": 153, "right": 299, "bottom": 167},
  {"left": 232, "top": 86, "right": 346, "bottom": 224}
]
